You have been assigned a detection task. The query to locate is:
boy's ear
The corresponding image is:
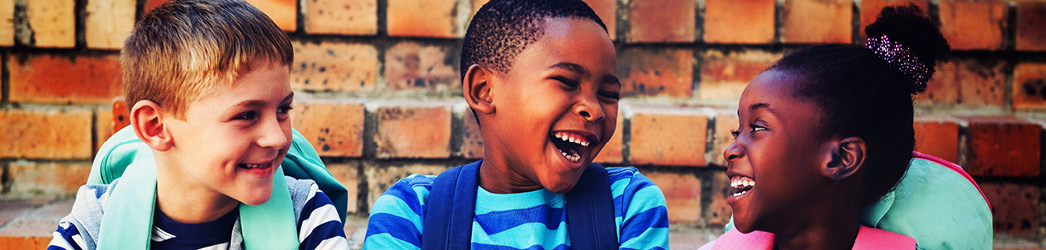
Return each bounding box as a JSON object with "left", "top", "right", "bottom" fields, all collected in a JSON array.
[
  {"left": 130, "top": 100, "right": 174, "bottom": 151},
  {"left": 463, "top": 64, "right": 495, "bottom": 115},
  {"left": 821, "top": 137, "right": 866, "bottom": 181}
]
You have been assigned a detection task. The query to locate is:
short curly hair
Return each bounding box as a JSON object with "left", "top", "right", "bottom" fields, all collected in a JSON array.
[{"left": 460, "top": 0, "right": 607, "bottom": 80}]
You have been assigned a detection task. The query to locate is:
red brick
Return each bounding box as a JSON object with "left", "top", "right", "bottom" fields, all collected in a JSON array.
[
  {"left": 290, "top": 101, "right": 365, "bottom": 158},
  {"left": 387, "top": 0, "right": 461, "bottom": 38},
  {"left": 858, "top": 0, "right": 929, "bottom": 41},
  {"left": 705, "top": 170, "right": 732, "bottom": 226},
  {"left": 384, "top": 42, "right": 459, "bottom": 92},
  {"left": 618, "top": 48, "right": 694, "bottom": 97},
  {"left": 144, "top": 0, "right": 167, "bottom": 14},
  {"left": 96, "top": 108, "right": 115, "bottom": 153},
  {"left": 938, "top": 0, "right": 1007, "bottom": 50},
  {"left": 630, "top": 106, "right": 709, "bottom": 166},
  {"left": 1014, "top": 63, "right": 1046, "bottom": 110},
  {"left": 305, "top": 0, "right": 378, "bottom": 35},
  {"left": 703, "top": 0, "right": 775, "bottom": 44},
  {"left": 644, "top": 171, "right": 701, "bottom": 225},
  {"left": 7, "top": 162, "right": 91, "bottom": 198},
  {"left": 593, "top": 111, "right": 624, "bottom": 164},
  {"left": 781, "top": 0, "right": 852, "bottom": 44},
  {"left": 363, "top": 163, "right": 451, "bottom": 210},
  {"left": 917, "top": 59, "right": 1006, "bottom": 107},
  {"left": 458, "top": 106, "right": 484, "bottom": 159},
  {"left": 22, "top": 0, "right": 75, "bottom": 48},
  {"left": 111, "top": 96, "right": 130, "bottom": 132},
  {"left": 247, "top": 0, "right": 297, "bottom": 31},
  {"left": 710, "top": 112, "right": 739, "bottom": 167},
  {"left": 1016, "top": 2, "right": 1046, "bottom": 51},
  {"left": 583, "top": 0, "right": 617, "bottom": 40},
  {"left": 375, "top": 103, "right": 453, "bottom": 158},
  {"left": 9, "top": 53, "right": 122, "bottom": 104},
  {"left": 965, "top": 117, "right": 1041, "bottom": 177},
  {"left": 0, "top": 0, "right": 13, "bottom": 46},
  {"left": 85, "top": 0, "right": 135, "bottom": 50},
  {"left": 913, "top": 117, "right": 960, "bottom": 163},
  {"left": 291, "top": 41, "right": 379, "bottom": 92},
  {"left": 326, "top": 163, "right": 360, "bottom": 213},
  {"left": 0, "top": 237, "right": 51, "bottom": 249},
  {"left": 980, "top": 183, "right": 1039, "bottom": 237},
  {"left": 0, "top": 109, "right": 93, "bottom": 159},
  {"left": 625, "top": 0, "right": 695, "bottom": 43},
  {"left": 698, "top": 50, "right": 780, "bottom": 101}
]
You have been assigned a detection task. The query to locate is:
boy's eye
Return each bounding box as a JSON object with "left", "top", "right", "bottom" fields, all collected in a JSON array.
[
  {"left": 552, "top": 76, "right": 579, "bottom": 88},
  {"left": 277, "top": 104, "right": 294, "bottom": 114},
  {"left": 730, "top": 129, "right": 740, "bottom": 139},
  {"left": 233, "top": 111, "right": 258, "bottom": 121},
  {"left": 599, "top": 91, "right": 620, "bottom": 100},
  {"left": 751, "top": 125, "right": 767, "bottom": 132}
]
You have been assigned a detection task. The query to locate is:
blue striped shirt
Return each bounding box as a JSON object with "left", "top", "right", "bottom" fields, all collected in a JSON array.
[
  {"left": 47, "top": 177, "right": 347, "bottom": 250},
  {"left": 363, "top": 167, "right": 669, "bottom": 250}
]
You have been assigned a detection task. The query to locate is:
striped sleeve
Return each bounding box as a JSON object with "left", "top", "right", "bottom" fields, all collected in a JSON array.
[
  {"left": 609, "top": 167, "right": 670, "bottom": 250},
  {"left": 47, "top": 221, "right": 86, "bottom": 250},
  {"left": 362, "top": 174, "right": 433, "bottom": 250},
  {"left": 297, "top": 183, "right": 349, "bottom": 250}
]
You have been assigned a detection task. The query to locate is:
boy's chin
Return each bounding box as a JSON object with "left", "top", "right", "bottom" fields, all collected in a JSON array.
[{"left": 237, "top": 187, "right": 275, "bottom": 206}]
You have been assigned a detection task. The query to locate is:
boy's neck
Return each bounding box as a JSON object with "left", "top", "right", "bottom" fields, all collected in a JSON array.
[
  {"left": 478, "top": 155, "right": 544, "bottom": 194},
  {"left": 154, "top": 155, "right": 240, "bottom": 224}
]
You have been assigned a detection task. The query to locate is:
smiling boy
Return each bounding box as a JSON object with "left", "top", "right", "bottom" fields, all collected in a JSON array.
[
  {"left": 363, "top": 0, "right": 669, "bottom": 249},
  {"left": 48, "top": 1, "right": 346, "bottom": 249}
]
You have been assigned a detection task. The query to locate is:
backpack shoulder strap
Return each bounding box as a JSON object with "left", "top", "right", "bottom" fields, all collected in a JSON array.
[
  {"left": 421, "top": 161, "right": 482, "bottom": 250},
  {"left": 97, "top": 144, "right": 157, "bottom": 250},
  {"left": 565, "top": 163, "right": 618, "bottom": 250},
  {"left": 239, "top": 167, "right": 298, "bottom": 249}
]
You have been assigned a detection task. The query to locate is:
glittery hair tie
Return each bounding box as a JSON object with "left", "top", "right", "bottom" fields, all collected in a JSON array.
[{"left": 865, "top": 34, "right": 932, "bottom": 94}]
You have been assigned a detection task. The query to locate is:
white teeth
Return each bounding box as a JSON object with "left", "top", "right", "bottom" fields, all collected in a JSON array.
[{"left": 554, "top": 132, "right": 591, "bottom": 147}]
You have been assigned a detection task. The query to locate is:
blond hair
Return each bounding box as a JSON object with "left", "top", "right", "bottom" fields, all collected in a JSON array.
[{"left": 121, "top": 0, "right": 293, "bottom": 118}]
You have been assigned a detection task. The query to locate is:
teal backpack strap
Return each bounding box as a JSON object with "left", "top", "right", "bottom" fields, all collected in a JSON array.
[
  {"left": 97, "top": 142, "right": 157, "bottom": 250},
  {"left": 240, "top": 167, "right": 299, "bottom": 249}
]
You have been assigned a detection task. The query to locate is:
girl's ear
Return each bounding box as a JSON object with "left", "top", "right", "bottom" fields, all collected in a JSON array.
[
  {"left": 821, "top": 137, "right": 866, "bottom": 181},
  {"left": 130, "top": 100, "right": 174, "bottom": 151},
  {"left": 463, "top": 64, "right": 495, "bottom": 115}
]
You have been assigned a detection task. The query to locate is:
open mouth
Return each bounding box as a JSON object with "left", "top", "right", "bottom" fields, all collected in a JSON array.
[
  {"left": 550, "top": 131, "right": 595, "bottom": 162},
  {"left": 729, "top": 176, "right": 755, "bottom": 198}
]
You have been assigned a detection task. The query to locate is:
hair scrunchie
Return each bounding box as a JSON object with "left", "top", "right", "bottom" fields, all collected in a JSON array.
[{"left": 866, "top": 34, "right": 933, "bottom": 94}]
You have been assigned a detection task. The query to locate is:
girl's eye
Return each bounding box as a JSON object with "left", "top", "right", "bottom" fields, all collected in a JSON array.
[
  {"left": 552, "top": 76, "right": 579, "bottom": 88},
  {"left": 233, "top": 111, "right": 258, "bottom": 121}
]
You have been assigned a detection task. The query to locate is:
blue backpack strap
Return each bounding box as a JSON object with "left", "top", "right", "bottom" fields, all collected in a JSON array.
[
  {"left": 566, "top": 163, "right": 619, "bottom": 250},
  {"left": 421, "top": 161, "right": 481, "bottom": 250}
]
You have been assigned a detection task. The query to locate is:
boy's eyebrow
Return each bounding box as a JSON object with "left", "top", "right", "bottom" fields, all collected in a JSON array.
[
  {"left": 749, "top": 103, "right": 777, "bottom": 114},
  {"left": 548, "top": 62, "right": 589, "bottom": 76},
  {"left": 602, "top": 75, "right": 621, "bottom": 87},
  {"left": 235, "top": 92, "right": 295, "bottom": 109}
]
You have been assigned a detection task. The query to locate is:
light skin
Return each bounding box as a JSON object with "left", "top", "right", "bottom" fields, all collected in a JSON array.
[
  {"left": 131, "top": 61, "right": 294, "bottom": 223},
  {"left": 724, "top": 70, "right": 868, "bottom": 250},
  {"left": 463, "top": 17, "right": 621, "bottom": 194}
]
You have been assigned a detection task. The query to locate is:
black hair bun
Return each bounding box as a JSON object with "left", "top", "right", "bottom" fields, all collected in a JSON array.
[{"left": 864, "top": 3, "right": 950, "bottom": 93}]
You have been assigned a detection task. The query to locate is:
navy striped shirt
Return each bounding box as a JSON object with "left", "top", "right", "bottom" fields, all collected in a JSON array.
[{"left": 363, "top": 167, "right": 669, "bottom": 250}]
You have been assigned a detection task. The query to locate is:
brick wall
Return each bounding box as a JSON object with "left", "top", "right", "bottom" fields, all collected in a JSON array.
[{"left": 1, "top": 0, "right": 1044, "bottom": 241}]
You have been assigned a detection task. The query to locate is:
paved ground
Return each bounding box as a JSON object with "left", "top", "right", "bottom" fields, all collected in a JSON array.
[{"left": 0, "top": 198, "right": 1040, "bottom": 249}]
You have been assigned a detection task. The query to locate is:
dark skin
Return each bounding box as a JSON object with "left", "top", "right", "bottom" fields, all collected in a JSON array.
[
  {"left": 724, "top": 70, "right": 870, "bottom": 250},
  {"left": 462, "top": 17, "right": 620, "bottom": 194}
]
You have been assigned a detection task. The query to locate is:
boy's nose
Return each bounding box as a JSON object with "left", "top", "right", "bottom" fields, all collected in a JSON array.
[
  {"left": 575, "top": 99, "right": 604, "bottom": 122},
  {"left": 257, "top": 117, "right": 290, "bottom": 150}
]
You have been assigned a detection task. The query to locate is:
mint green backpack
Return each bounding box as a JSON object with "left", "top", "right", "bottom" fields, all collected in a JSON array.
[{"left": 88, "top": 126, "right": 348, "bottom": 249}]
